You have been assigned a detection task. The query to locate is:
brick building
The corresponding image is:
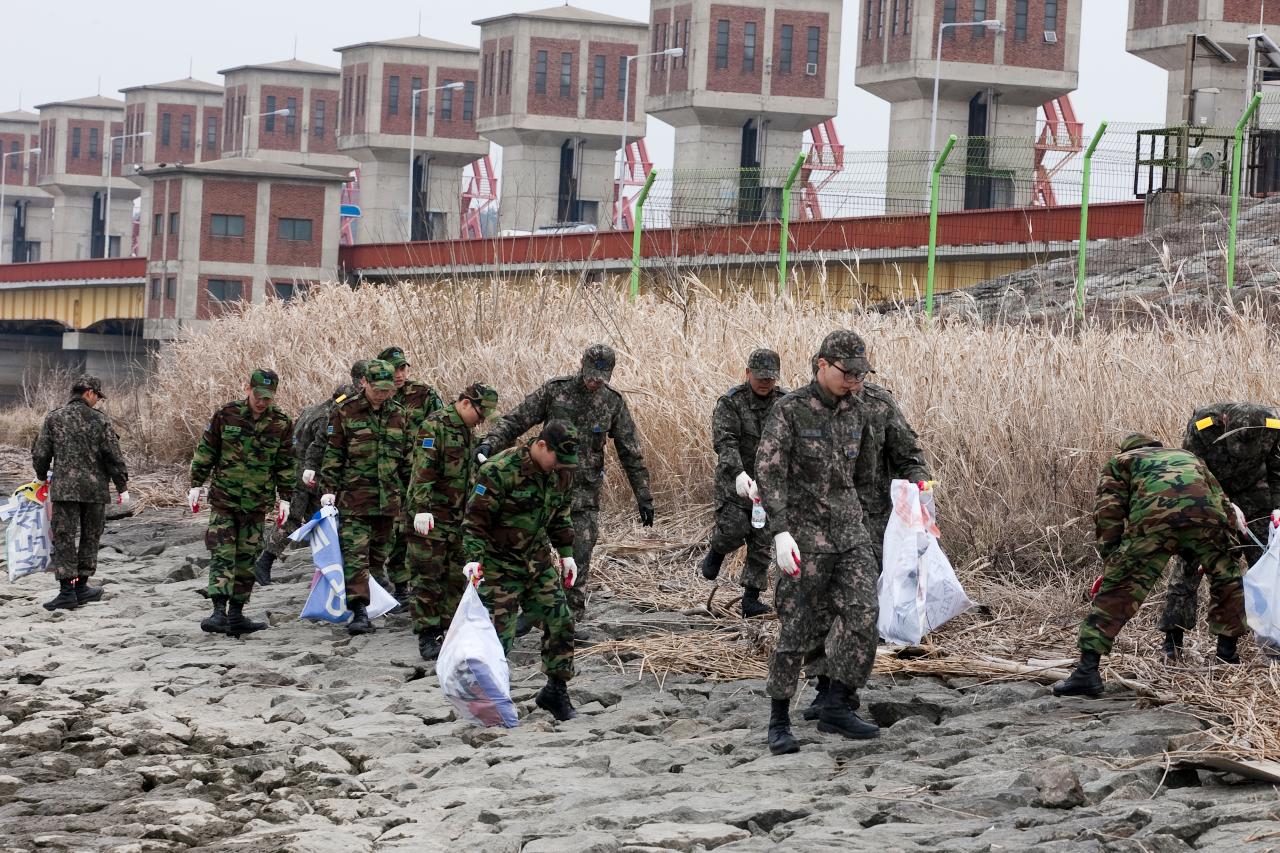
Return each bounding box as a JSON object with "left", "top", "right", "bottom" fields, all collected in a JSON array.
[
  {"left": 335, "top": 35, "right": 488, "bottom": 242},
  {"left": 474, "top": 5, "right": 649, "bottom": 232},
  {"left": 646, "top": 0, "right": 842, "bottom": 221},
  {"left": 0, "top": 109, "right": 50, "bottom": 263},
  {"left": 139, "top": 159, "right": 346, "bottom": 340}
]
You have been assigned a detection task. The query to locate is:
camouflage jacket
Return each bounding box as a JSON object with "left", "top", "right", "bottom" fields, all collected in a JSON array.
[
  {"left": 32, "top": 397, "right": 129, "bottom": 503},
  {"left": 755, "top": 380, "right": 869, "bottom": 554},
  {"left": 712, "top": 382, "right": 786, "bottom": 506},
  {"left": 406, "top": 404, "right": 479, "bottom": 531},
  {"left": 395, "top": 379, "right": 445, "bottom": 437},
  {"left": 462, "top": 444, "right": 575, "bottom": 566},
  {"left": 319, "top": 394, "right": 411, "bottom": 517},
  {"left": 189, "top": 400, "right": 293, "bottom": 514},
  {"left": 1094, "top": 433, "right": 1233, "bottom": 557},
  {"left": 1182, "top": 402, "right": 1280, "bottom": 516},
  {"left": 300, "top": 386, "right": 360, "bottom": 475},
  {"left": 851, "top": 383, "right": 931, "bottom": 525},
  {"left": 484, "top": 376, "right": 651, "bottom": 511}
]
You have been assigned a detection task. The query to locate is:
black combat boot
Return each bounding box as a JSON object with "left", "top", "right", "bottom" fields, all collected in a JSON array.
[
  {"left": 1215, "top": 634, "right": 1241, "bottom": 664},
  {"left": 767, "top": 699, "right": 800, "bottom": 755},
  {"left": 75, "top": 575, "right": 104, "bottom": 605},
  {"left": 1161, "top": 629, "right": 1184, "bottom": 661},
  {"left": 389, "top": 581, "right": 410, "bottom": 615},
  {"left": 200, "top": 597, "right": 229, "bottom": 634},
  {"left": 516, "top": 612, "right": 534, "bottom": 637},
  {"left": 227, "top": 600, "right": 267, "bottom": 637},
  {"left": 253, "top": 551, "right": 276, "bottom": 586},
  {"left": 817, "top": 681, "right": 880, "bottom": 740},
  {"left": 802, "top": 676, "right": 831, "bottom": 721},
  {"left": 43, "top": 578, "right": 79, "bottom": 611},
  {"left": 347, "top": 601, "right": 375, "bottom": 635},
  {"left": 741, "top": 586, "right": 773, "bottom": 618},
  {"left": 418, "top": 632, "right": 443, "bottom": 661},
  {"left": 700, "top": 548, "right": 726, "bottom": 581},
  {"left": 535, "top": 678, "right": 578, "bottom": 721},
  {"left": 1052, "top": 651, "right": 1104, "bottom": 697}
]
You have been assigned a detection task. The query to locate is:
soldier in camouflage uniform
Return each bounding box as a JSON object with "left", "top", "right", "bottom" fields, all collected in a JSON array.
[
  {"left": 405, "top": 382, "right": 499, "bottom": 660},
  {"left": 319, "top": 359, "right": 411, "bottom": 636},
  {"left": 756, "top": 331, "right": 883, "bottom": 755},
  {"left": 31, "top": 375, "right": 129, "bottom": 611},
  {"left": 377, "top": 346, "right": 445, "bottom": 605},
  {"left": 477, "top": 344, "right": 653, "bottom": 617},
  {"left": 254, "top": 360, "right": 369, "bottom": 585},
  {"left": 463, "top": 420, "right": 580, "bottom": 721},
  {"left": 1158, "top": 403, "right": 1280, "bottom": 659},
  {"left": 189, "top": 370, "right": 293, "bottom": 637},
  {"left": 700, "top": 349, "right": 787, "bottom": 618},
  {"left": 1053, "top": 433, "right": 1249, "bottom": 697}
]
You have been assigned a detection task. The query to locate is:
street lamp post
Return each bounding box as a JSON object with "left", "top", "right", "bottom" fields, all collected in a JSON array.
[
  {"left": 408, "top": 80, "right": 465, "bottom": 240},
  {"left": 103, "top": 130, "right": 151, "bottom": 259},
  {"left": 0, "top": 145, "right": 40, "bottom": 264},
  {"left": 930, "top": 19, "right": 1004, "bottom": 154},
  {"left": 616, "top": 46, "right": 683, "bottom": 230},
  {"left": 242, "top": 107, "right": 293, "bottom": 157}
]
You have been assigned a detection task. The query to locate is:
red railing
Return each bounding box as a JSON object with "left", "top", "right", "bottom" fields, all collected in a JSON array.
[{"left": 0, "top": 257, "right": 147, "bottom": 284}]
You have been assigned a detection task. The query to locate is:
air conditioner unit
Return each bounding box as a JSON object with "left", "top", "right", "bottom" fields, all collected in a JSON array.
[
  {"left": 804, "top": 62, "right": 819, "bottom": 76},
  {"left": 1044, "top": 31, "right": 1058, "bottom": 44},
  {"left": 1188, "top": 146, "right": 1223, "bottom": 172}
]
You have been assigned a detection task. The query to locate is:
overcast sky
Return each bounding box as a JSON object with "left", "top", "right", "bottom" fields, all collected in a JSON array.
[{"left": 2, "top": 0, "right": 1167, "bottom": 166}]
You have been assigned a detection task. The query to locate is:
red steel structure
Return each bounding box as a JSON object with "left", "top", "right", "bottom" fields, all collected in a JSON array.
[
  {"left": 612, "top": 140, "right": 655, "bottom": 231},
  {"left": 798, "top": 120, "right": 844, "bottom": 221},
  {"left": 1033, "top": 95, "right": 1085, "bottom": 207},
  {"left": 461, "top": 155, "right": 499, "bottom": 240}
]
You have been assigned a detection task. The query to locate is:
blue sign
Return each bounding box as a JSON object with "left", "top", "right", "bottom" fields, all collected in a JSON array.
[{"left": 340, "top": 204, "right": 362, "bottom": 218}]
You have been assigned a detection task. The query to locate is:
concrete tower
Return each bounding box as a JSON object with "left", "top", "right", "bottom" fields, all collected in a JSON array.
[
  {"left": 34, "top": 96, "right": 137, "bottom": 260},
  {"left": 473, "top": 5, "right": 648, "bottom": 232},
  {"left": 646, "top": 0, "right": 842, "bottom": 222},
  {"left": 0, "top": 110, "right": 51, "bottom": 263},
  {"left": 335, "top": 36, "right": 487, "bottom": 243},
  {"left": 855, "top": 0, "right": 1081, "bottom": 210}
]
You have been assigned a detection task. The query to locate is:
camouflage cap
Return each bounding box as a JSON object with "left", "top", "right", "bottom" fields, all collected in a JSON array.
[
  {"left": 461, "top": 381, "right": 499, "bottom": 419},
  {"left": 249, "top": 368, "right": 280, "bottom": 398},
  {"left": 817, "top": 330, "right": 872, "bottom": 373},
  {"left": 540, "top": 419, "right": 579, "bottom": 466},
  {"left": 746, "top": 348, "right": 781, "bottom": 380},
  {"left": 72, "top": 375, "right": 106, "bottom": 399},
  {"left": 364, "top": 359, "right": 396, "bottom": 391},
  {"left": 349, "top": 359, "right": 370, "bottom": 383},
  {"left": 1119, "top": 432, "right": 1163, "bottom": 453},
  {"left": 580, "top": 344, "right": 616, "bottom": 382},
  {"left": 377, "top": 346, "right": 409, "bottom": 368}
]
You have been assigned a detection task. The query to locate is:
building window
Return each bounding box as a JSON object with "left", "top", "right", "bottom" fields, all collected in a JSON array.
[
  {"left": 181, "top": 114, "right": 192, "bottom": 149},
  {"left": 808, "top": 26, "right": 821, "bottom": 65},
  {"left": 72, "top": 127, "right": 82, "bottom": 159},
  {"left": 482, "top": 54, "right": 491, "bottom": 98},
  {"left": 779, "top": 24, "right": 794, "bottom": 73},
  {"left": 161, "top": 113, "right": 171, "bottom": 146},
  {"left": 559, "top": 52, "right": 572, "bottom": 98},
  {"left": 864, "top": 1, "right": 873, "bottom": 40},
  {"left": 441, "top": 81, "right": 454, "bottom": 120},
  {"left": 314, "top": 100, "right": 326, "bottom": 138},
  {"left": 535, "top": 50, "right": 548, "bottom": 94},
  {"left": 410, "top": 76, "right": 422, "bottom": 118},
  {"left": 463, "top": 81, "right": 475, "bottom": 120},
  {"left": 593, "top": 55, "right": 606, "bottom": 98},
  {"left": 153, "top": 213, "right": 162, "bottom": 235},
  {"left": 891, "top": 1, "right": 899, "bottom": 35},
  {"left": 207, "top": 279, "right": 243, "bottom": 303},
  {"left": 89, "top": 128, "right": 99, "bottom": 160},
  {"left": 211, "top": 213, "right": 246, "bottom": 237},
  {"left": 357, "top": 75, "right": 366, "bottom": 116},
  {"left": 974, "top": 0, "right": 987, "bottom": 36},
  {"left": 904, "top": 0, "right": 911, "bottom": 33},
  {"left": 265, "top": 95, "right": 277, "bottom": 132},
  {"left": 342, "top": 77, "right": 352, "bottom": 120},
  {"left": 1015, "top": 0, "right": 1028, "bottom": 39},
  {"left": 150, "top": 278, "right": 161, "bottom": 299},
  {"left": 112, "top": 137, "right": 123, "bottom": 164},
  {"left": 744, "top": 22, "right": 757, "bottom": 71},
  {"left": 1045, "top": 0, "right": 1058, "bottom": 32},
  {"left": 618, "top": 56, "right": 628, "bottom": 100},
  {"left": 716, "top": 20, "right": 730, "bottom": 69},
  {"left": 497, "top": 52, "right": 505, "bottom": 96},
  {"left": 658, "top": 22, "right": 668, "bottom": 70},
  {"left": 943, "top": 0, "right": 956, "bottom": 25},
  {"left": 165, "top": 277, "right": 175, "bottom": 300},
  {"left": 285, "top": 98, "right": 297, "bottom": 135},
  {"left": 206, "top": 115, "right": 218, "bottom": 150},
  {"left": 877, "top": 1, "right": 884, "bottom": 37},
  {"left": 272, "top": 281, "right": 307, "bottom": 302},
  {"left": 279, "top": 217, "right": 313, "bottom": 241},
  {"left": 388, "top": 75, "right": 400, "bottom": 116},
  {"left": 505, "top": 50, "right": 513, "bottom": 93},
  {"left": 169, "top": 212, "right": 179, "bottom": 235}
]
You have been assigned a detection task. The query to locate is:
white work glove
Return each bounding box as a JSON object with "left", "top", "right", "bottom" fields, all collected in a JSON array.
[
  {"left": 117, "top": 491, "right": 130, "bottom": 506},
  {"left": 774, "top": 532, "right": 802, "bottom": 578},
  {"left": 413, "top": 512, "right": 435, "bottom": 536},
  {"left": 463, "top": 561, "right": 484, "bottom": 585},
  {"left": 1231, "top": 503, "right": 1248, "bottom": 534},
  {"left": 321, "top": 493, "right": 336, "bottom": 507},
  {"left": 734, "top": 472, "right": 759, "bottom": 502},
  {"left": 302, "top": 469, "right": 316, "bottom": 488},
  {"left": 276, "top": 501, "right": 290, "bottom": 527},
  {"left": 560, "top": 556, "right": 578, "bottom": 588},
  {"left": 187, "top": 487, "right": 202, "bottom": 513}
]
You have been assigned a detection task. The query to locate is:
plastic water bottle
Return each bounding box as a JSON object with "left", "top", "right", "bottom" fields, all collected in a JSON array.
[{"left": 750, "top": 499, "right": 766, "bottom": 529}]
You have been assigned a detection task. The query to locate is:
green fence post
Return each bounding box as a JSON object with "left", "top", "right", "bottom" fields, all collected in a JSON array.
[
  {"left": 1228, "top": 93, "right": 1263, "bottom": 292},
  {"left": 926, "top": 135, "right": 958, "bottom": 319},
  {"left": 778, "top": 152, "right": 808, "bottom": 295},
  {"left": 629, "top": 170, "right": 658, "bottom": 302},
  {"left": 1075, "top": 121, "right": 1109, "bottom": 321}
]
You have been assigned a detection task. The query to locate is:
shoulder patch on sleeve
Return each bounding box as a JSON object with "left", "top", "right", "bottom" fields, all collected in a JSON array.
[
  {"left": 725, "top": 385, "right": 740, "bottom": 397},
  {"left": 473, "top": 484, "right": 487, "bottom": 496},
  {"left": 326, "top": 425, "right": 334, "bottom": 434},
  {"left": 1195, "top": 416, "right": 1215, "bottom": 431},
  {"left": 422, "top": 437, "right": 435, "bottom": 448}
]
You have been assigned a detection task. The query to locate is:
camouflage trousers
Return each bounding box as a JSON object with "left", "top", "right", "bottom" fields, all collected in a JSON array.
[
  {"left": 261, "top": 486, "right": 320, "bottom": 559},
  {"left": 803, "top": 514, "right": 888, "bottom": 680},
  {"left": 1081, "top": 529, "right": 1248, "bottom": 655},
  {"left": 206, "top": 510, "right": 264, "bottom": 604},
  {"left": 50, "top": 500, "right": 106, "bottom": 581},
  {"left": 1159, "top": 512, "right": 1266, "bottom": 633},
  {"left": 479, "top": 556, "right": 575, "bottom": 682},
  {"left": 708, "top": 500, "right": 772, "bottom": 591},
  {"left": 406, "top": 526, "right": 466, "bottom": 636},
  {"left": 381, "top": 519, "right": 411, "bottom": 586},
  {"left": 564, "top": 508, "right": 598, "bottom": 616},
  {"left": 338, "top": 514, "right": 394, "bottom": 606},
  {"left": 766, "top": 544, "right": 880, "bottom": 701}
]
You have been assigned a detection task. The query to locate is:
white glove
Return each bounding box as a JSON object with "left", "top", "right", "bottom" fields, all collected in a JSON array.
[
  {"left": 734, "top": 472, "right": 759, "bottom": 501},
  {"left": 1232, "top": 503, "right": 1248, "bottom": 534},
  {"left": 321, "top": 493, "right": 336, "bottom": 507},
  {"left": 277, "top": 501, "right": 290, "bottom": 527},
  {"left": 302, "top": 469, "right": 316, "bottom": 488},
  {"left": 774, "top": 532, "right": 802, "bottom": 578},
  {"left": 187, "top": 487, "right": 202, "bottom": 513},
  {"left": 463, "top": 561, "right": 484, "bottom": 585},
  {"left": 413, "top": 512, "right": 435, "bottom": 536},
  {"left": 560, "top": 556, "right": 578, "bottom": 588},
  {"left": 117, "top": 491, "right": 130, "bottom": 506},
  {"left": 477, "top": 451, "right": 488, "bottom": 464}
]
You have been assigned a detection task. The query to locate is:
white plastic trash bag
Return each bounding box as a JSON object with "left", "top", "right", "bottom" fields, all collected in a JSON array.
[
  {"left": 1244, "top": 512, "right": 1280, "bottom": 658},
  {"left": 2, "top": 482, "right": 53, "bottom": 582},
  {"left": 436, "top": 583, "right": 519, "bottom": 728},
  {"left": 877, "top": 479, "right": 975, "bottom": 645}
]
